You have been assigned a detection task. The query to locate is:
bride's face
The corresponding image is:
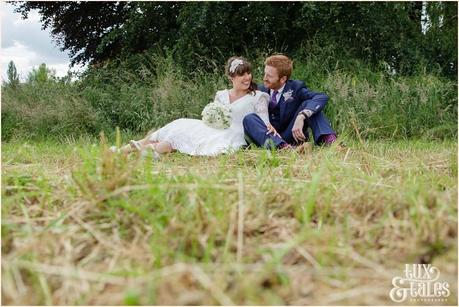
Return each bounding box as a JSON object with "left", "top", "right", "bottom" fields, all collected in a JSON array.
[{"left": 231, "top": 72, "right": 252, "bottom": 91}]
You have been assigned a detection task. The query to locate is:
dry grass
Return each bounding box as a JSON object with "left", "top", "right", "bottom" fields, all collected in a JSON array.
[{"left": 2, "top": 138, "right": 457, "bottom": 305}]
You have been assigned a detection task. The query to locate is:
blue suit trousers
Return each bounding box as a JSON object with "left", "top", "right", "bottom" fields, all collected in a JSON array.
[{"left": 243, "top": 107, "right": 335, "bottom": 148}]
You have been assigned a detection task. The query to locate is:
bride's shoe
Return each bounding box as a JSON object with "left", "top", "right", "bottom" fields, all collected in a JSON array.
[
  {"left": 129, "top": 140, "right": 142, "bottom": 151},
  {"left": 140, "top": 144, "right": 160, "bottom": 161},
  {"left": 109, "top": 146, "right": 120, "bottom": 153}
]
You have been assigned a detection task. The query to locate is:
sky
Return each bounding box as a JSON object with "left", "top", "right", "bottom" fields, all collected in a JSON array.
[{"left": 1, "top": 2, "right": 84, "bottom": 82}]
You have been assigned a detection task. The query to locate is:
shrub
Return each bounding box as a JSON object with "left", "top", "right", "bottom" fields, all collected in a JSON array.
[
  {"left": 1, "top": 82, "right": 107, "bottom": 141},
  {"left": 1, "top": 50, "right": 457, "bottom": 141}
]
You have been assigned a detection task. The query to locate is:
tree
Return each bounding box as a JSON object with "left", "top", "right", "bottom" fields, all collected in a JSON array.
[
  {"left": 423, "top": 2, "right": 458, "bottom": 77},
  {"left": 13, "top": 1, "right": 182, "bottom": 66},
  {"left": 6, "top": 61, "right": 20, "bottom": 87},
  {"left": 12, "top": 1, "right": 457, "bottom": 78},
  {"left": 27, "top": 63, "right": 56, "bottom": 84},
  {"left": 174, "top": 2, "right": 304, "bottom": 72},
  {"left": 294, "top": 3, "right": 426, "bottom": 73}
]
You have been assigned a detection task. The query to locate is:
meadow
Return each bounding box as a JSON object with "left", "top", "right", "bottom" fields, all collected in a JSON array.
[
  {"left": 2, "top": 52, "right": 458, "bottom": 305},
  {"left": 2, "top": 137, "right": 457, "bottom": 305}
]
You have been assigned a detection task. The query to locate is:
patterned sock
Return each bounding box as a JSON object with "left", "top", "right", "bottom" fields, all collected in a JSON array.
[{"left": 321, "top": 134, "right": 337, "bottom": 145}]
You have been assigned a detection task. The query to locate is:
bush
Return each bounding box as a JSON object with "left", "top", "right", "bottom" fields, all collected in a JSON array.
[
  {"left": 1, "top": 82, "right": 107, "bottom": 141},
  {"left": 78, "top": 51, "right": 228, "bottom": 133},
  {"left": 1, "top": 50, "right": 457, "bottom": 142},
  {"left": 322, "top": 72, "right": 457, "bottom": 140}
]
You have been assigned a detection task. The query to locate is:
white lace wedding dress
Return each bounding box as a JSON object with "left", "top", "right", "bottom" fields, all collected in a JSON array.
[{"left": 148, "top": 90, "right": 270, "bottom": 156}]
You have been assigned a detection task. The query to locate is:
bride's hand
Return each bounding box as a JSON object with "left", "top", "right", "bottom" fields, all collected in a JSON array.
[{"left": 266, "top": 124, "right": 280, "bottom": 137}]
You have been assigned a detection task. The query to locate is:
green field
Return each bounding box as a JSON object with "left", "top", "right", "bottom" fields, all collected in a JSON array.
[
  {"left": 3, "top": 2, "right": 457, "bottom": 305},
  {"left": 2, "top": 138, "right": 457, "bottom": 305}
]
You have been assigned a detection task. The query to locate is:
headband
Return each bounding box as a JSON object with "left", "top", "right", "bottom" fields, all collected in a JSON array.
[{"left": 229, "top": 59, "right": 244, "bottom": 73}]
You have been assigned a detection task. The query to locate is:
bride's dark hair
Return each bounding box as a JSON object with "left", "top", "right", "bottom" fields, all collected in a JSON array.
[{"left": 226, "top": 56, "right": 257, "bottom": 95}]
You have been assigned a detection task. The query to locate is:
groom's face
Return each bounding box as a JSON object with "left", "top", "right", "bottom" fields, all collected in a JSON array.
[{"left": 263, "top": 65, "right": 286, "bottom": 90}]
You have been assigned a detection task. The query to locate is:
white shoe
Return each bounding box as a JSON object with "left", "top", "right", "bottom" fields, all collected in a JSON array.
[
  {"left": 141, "top": 144, "right": 160, "bottom": 161},
  {"left": 129, "top": 140, "right": 142, "bottom": 151},
  {"left": 109, "top": 146, "right": 120, "bottom": 153}
]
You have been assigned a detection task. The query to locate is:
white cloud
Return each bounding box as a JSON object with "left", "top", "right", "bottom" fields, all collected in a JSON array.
[
  {"left": 1, "top": 2, "right": 84, "bottom": 82},
  {"left": 1, "top": 40, "right": 39, "bottom": 81},
  {"left": 1, "top": 40, "right": 72, "bottom": 81}
]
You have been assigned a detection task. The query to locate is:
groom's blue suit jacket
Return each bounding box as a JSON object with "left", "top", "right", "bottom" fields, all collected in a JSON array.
[{"left": 258, "top": 80, "right": 329, "bottom": 132}]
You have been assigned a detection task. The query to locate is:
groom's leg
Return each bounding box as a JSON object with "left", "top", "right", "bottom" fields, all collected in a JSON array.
[
  {"left": 279, "top": 108, "right": 310, "bottom": 145},
  {"left": 243, "top": 113, "right": 285, "bottom": 149},
  {"left": 308, "top": 111, "right": 336, "bottom": 145},
  {"left": 286, "top": 101, "right": 337, "bottom": 145}
]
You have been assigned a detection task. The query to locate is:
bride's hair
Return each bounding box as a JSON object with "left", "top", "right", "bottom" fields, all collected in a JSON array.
[{"left": 226, "top": 56, "right": 257, "bottom": 95}]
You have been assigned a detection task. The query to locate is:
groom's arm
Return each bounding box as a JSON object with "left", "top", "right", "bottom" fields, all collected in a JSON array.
[{"left": 296, "top": 81, "right": 329, "bottom": 117}]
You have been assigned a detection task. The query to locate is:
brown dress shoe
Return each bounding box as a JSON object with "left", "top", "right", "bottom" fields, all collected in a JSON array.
[{"left": 296, "top": 142, "right": 313, "bottom": 154}]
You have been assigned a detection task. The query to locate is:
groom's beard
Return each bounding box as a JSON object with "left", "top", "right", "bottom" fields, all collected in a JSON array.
[{"left": 264, "top": 79, "right": 282, "bottom": 90}]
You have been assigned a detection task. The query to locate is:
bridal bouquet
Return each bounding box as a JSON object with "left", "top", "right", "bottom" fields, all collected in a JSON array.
[{"left": 201, "top": 102, "right": 232, "bottom": 129}]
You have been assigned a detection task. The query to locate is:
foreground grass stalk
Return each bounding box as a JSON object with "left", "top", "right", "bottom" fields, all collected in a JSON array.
[{"left": 237, "top": 172, "right": 244, "bottom": 263}]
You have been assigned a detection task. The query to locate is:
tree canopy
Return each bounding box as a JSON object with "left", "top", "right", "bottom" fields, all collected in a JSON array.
[{"left": 13, "top": 1, "right": 457, "bottom": 78}]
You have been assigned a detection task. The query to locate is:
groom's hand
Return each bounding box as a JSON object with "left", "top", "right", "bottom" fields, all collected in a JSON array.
[
  {"left": 266, "top": 124, "right": 280, "bottom": 137},
  {"left": 292, "top": 114, "right": 306, "bottom": 142}
]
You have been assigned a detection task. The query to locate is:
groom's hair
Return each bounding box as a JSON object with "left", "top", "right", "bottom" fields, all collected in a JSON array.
[{"left": 265, "top": 55, "right": 293, "bottom": 80}]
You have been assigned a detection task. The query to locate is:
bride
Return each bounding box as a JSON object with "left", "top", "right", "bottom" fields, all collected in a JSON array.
[{"left": 113, "top": 57, "right": 270, "bottom": 157}]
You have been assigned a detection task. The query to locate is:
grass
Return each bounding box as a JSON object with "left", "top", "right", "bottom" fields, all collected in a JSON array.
[{"left": 2, "top": 137, "right": 457, "bottom": 305}]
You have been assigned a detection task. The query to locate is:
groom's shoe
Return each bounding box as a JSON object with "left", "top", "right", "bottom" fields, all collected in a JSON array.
[
  {"left": 295, "top": 142, "right": 312, "bottom": 154},
  {"left": 278, "top": 143, "right": 294, "bottom": 151},
  {"left": 334, "top": 142, "right": 348, "bottom": 153},
  {"left": 319, "top": 134, "right": 348, "bottom": 152}
]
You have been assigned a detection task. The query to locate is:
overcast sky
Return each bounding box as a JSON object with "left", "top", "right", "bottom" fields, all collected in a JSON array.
[{"left": 1, "top": 2, "right": 84, "bottom": 81}]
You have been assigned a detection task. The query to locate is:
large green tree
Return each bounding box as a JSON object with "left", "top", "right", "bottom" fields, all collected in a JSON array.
[
  {"left": 422, "top": 2, "right": 458, "bottom": 77},
  {"left": 294, "top": 2, "right": 428, "bottom": 74},
  {"left": 13, "top": 1, "right": 457, "bottom": 78},
  {"left": 14, "top": 1, "right": 183, "bottom": 66}
]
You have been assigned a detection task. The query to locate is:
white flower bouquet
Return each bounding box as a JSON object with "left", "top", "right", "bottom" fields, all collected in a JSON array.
[{"left": 201, "top": 102, "right": 232, "bottom": 129}]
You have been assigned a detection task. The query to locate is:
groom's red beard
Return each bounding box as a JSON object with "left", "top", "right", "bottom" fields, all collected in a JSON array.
[{"left": 263, "top": 79, "right": 282, "bottom": 90}]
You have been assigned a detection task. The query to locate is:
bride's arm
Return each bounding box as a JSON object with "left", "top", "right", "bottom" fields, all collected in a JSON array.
[
  {"left": 254, "top": 92, "right": 270, "bottom": 125},
  {"left": 213, "top": 90, "right": 224, "bottom": 105}
]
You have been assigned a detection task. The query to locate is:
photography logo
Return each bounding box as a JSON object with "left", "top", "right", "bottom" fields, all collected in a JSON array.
[{"left": 390, "top": 264, "right": 450, "bottom": 303}]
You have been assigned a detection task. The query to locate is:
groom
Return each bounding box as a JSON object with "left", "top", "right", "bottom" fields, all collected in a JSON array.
[{"left": 243, "top": 54, "right": 337, "bottom": 149}]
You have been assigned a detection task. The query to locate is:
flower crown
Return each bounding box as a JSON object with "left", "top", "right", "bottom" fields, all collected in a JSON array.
[{"left": 229, "top": 59, "right": 244, "bottom": 74}]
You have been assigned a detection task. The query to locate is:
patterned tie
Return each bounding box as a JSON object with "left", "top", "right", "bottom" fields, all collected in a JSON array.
[{"left": 269, "top": 90, "right": 279, "bottom": 109}]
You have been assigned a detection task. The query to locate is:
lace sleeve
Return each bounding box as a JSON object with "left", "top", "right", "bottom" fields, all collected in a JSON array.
[
  {"left": 213, "top": 92, "right": 221, "bottom": 104},
  {"left": 254, "top": 92, "right": 270, "bottom": 125},
  {"left": 213, "top": 90, "right": 225, "bottom": 105}
]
